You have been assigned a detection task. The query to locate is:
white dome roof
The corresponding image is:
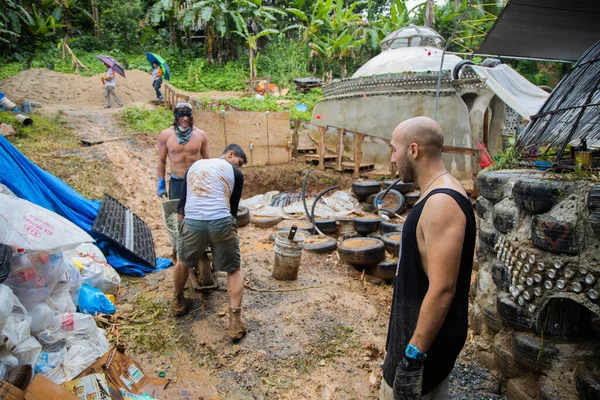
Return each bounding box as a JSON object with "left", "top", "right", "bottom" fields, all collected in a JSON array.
[{"left": 352, "top": 47, "right": 463, "bottom": 78}]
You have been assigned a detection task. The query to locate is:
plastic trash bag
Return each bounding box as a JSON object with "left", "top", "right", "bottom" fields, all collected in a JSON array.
[
  {"left": 1, "top": 313, "right": 32, "bottom": 352},
  {"left": 35, "top": 313, "right": 99, "bottom": 347},
  {"left": 78, "top": 284, "right": 116, "bottom": 315},
  {"left": 0, "top": 284, "right": 14, "bottom": 330},
  {"left": 0, "top": 350, "right": 18, "bottom": 379},
  {"left": 34, "top": 346, "right": 67, "bottom": 376},
  {"left": 28, "top": 302, "right": 54, "bottom": 333},
  {"left": 44, "top": 283, "right": 76, "bottom": 314},
  {"left": 75, "top": 243, "right": 107, "bottom": 263},
  {"left": 5, "top": 251, "right": 67, "bottom": 309},
  {"left": 74, "top": 256, "right": 120, "bottom": 295},
  {"left": 61, "top": 341, "right": 107, "bottom": 382},
  {"left": 62, "top": 252, "right": 83, "bottom": 306},
  {"left": 13, "top": 336, "right": 42, "bottom": 366}
]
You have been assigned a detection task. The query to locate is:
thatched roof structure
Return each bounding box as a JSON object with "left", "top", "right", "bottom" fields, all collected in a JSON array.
[{"left": 518, "top": 40, "right": 600, "bottom": 160}]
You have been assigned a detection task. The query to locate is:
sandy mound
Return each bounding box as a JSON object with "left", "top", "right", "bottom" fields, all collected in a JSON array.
[
  {"left": 0, "top": 68, "right": 157, "bottom": 107},
  {"left": 0, "top": 69, "right": 244, "bottom": 110}
]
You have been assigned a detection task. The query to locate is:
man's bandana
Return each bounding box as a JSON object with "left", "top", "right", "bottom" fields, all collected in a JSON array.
[{"left": 175, "top": 125, "right": 193, "bottom": 145}]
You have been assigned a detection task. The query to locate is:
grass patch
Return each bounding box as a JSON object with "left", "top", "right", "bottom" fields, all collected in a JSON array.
[
  {"left": 0, "top": 110, "right": 124, "bottom": 200},
  {"left": 0, "top": 63, "right": 24, "bottom": 80},
  {"left": 121, "top": 105, "right": 172, "bottom": 133}
]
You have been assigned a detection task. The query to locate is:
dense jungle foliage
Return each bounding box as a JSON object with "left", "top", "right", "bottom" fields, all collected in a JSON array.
[{"left": 0, "top": 0, "right": 569, "bottom": 96}]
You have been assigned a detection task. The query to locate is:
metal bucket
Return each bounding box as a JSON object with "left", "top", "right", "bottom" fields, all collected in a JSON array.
[{"left": 272, "top": 230, "right": 305, "bottom": 281}]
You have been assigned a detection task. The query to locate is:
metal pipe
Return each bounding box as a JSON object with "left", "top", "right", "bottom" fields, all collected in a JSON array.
[{"left": 15, "top": 114, "right": 33, "bottom": 127}]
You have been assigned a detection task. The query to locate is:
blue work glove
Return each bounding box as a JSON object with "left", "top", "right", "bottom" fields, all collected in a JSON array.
[
  {"left": 157, "top": 177, "right": 167, "bottom": 197},
  {"left": 393, "top": 354, "right": 424, "bottom": 399}
]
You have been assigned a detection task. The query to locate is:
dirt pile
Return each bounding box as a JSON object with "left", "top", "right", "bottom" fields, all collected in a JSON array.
[{"left": 0, "top": 68, "right": 156, "bottom": 108}]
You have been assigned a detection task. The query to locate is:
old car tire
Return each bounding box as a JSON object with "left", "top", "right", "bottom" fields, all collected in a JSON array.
[
  {"left": 404, "top": 192, "right": 420, "bottom": 207},
  {"left": 587, "top": 185, "right": 600, "bottom": 235},
  {"left": 531, "top": 215, "right": 578, "bottom": 255},
  {"left": 513, "top": 178, "right": 561, "bottom": 214},
  {"left": 253, "top": 215, "right": 282, "bottom": 229},
  {"left": 303, "top": 235, "right": 337, "bottom": 254},
  {"left": 494, "top": 333, "right": 528, "bottom": 379},
  {"left": 533, "top": 298, "right": 591, "bottom": 339},
  {"left": 352, "top": 180, "right": 381, "bottom": 198},
  {"left": 575, "top": 364, "right": 600, "bottom": 400},
  {"left": 237, "top": 206, "right": 250, "bottom": 227},
  {"left": 338, "top": 237, "right": 385, "bottom": 267},
  {"left": 372, "top": 189, "right": 406, "bottom": 216},
  {"left": 382, "top": 180, "right": 414, "bottom": 194},
  {"left": 315, "top": 219, "right": 337, "bottom": 234},
  {"left": 492, "top": 199, "right": 520, "bottom": 234},
  {"left": 365, "top": 259, "right": 396, "bottom": 282},
  {"left": 478, "top": 172, "right": 511, "bottom": 202},
  {"left": 381, "top": 232, "right": 402, "bottom": 257},
  {"left": 538, "top": 375, "right": 572, "bottom": 400},
  {"left": 478, "top": 223, "right": 499, "bottom": 253},
  {"left": 452, "top": 59, "right": 475, "bottom": 80},
  {"left": 278, "top": 220, "right": 315, "bottom": 234},
  {"left": 476, "top": 196, "right": 494, "bottom": 220},
  {"left": 482, "top": 303, "right": 503, "bottom": 334},
  {"left": 512, "top": 331, "right": 560, "bottom": 372},
  {"left": 354, "top": 215, "right": 382, "bottom": 235},
  {"left": 0, "top": 244, "right": 12, "bottom": 284},
  {"left": 497, "top": 292, "right": 532, "bottom": 331},
  {"left": 491, "top": 261, "right": 510, "bottom": 291},
  {"left": 380, "top": 219, "right": 404, "bottom": 234}
]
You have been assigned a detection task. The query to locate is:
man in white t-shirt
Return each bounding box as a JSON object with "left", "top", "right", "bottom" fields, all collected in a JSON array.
[
  {"left": 103, "top": 65, "right": 123, "bottom": 108},
  {"left": 174, "top": 144, "right": 247, "bottom": 340}
]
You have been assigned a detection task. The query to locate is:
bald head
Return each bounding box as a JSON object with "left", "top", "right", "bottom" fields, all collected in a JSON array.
[{"left": 392, "top": 116, "right": 444, "bottom": 157}]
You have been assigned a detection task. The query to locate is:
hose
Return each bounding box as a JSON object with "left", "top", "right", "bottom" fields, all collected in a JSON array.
[
  {"left": 376, "top": 176, "right": 404, "bottom": 217},
  {"left": 310, "top": 186, "right": 339, "bottom": 236}
]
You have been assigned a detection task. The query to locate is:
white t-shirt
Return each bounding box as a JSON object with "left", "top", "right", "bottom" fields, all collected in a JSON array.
[
  {"left": 183, "top": 158, "right": 235, "bottom": 220},
  {"left": 105, "top": 68, "right": 115, "bottom": 87}
]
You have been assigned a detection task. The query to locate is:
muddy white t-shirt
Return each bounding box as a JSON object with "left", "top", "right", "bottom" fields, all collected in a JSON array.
[{"left": 177, "top": 158, "right": 243, "bottom": 221}]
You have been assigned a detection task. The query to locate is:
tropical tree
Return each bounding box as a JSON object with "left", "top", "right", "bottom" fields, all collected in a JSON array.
[{"left": 0, "top": 0, "right": 33, "bottom": 45}]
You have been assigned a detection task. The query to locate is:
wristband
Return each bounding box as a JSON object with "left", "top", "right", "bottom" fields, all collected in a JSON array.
[{"left": 405, "top": 344, "right": 427, "bottom": 361}]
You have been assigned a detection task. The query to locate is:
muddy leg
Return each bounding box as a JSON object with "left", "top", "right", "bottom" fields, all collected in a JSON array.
[
  {"left": 194, "top": 252, "right": 215, "bottom": 287},
  {"left": 173, "top": 259, "right": 191, "bottom": 316},
  {"left": 227, "top": 268, "right": 244, "bottom": 309}
]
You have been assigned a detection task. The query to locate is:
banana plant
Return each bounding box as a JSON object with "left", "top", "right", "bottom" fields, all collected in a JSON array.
[{"left": 0, "top": 0, "right": 33, "bottom": 43}]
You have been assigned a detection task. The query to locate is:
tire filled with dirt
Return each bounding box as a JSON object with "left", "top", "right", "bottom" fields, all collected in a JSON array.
[
  {"left": 381, "top": 232, "right": 401, "bottom": 257},
  {"left": 497, "top": 292, "right": 532, "bottom": 331},
  {"left": 354, "top": 214, "right": 382, "bottom": 235},
  {"left": 314, "top": 219, "right": 337, "bottom": 234},
  {"left": 338, "top": 237, "right": 385, "bottom": 267},
  {"left": 303, "top": 235, "right": 337, "bottom": 254},
  {"left": 372, "top": 189, "right": 406, "bottom": 216},
  {"left": 478, "top": 223, "right": 499, "bottom": 253},
  {"left": 587, "top": 184, "right": 600, "bottom": 235},
  {"left": 380, "top": 219, "right": 403, "bottom": 234},
  {"left": 278, "top": 219, "right": 315, "bottom": 234},
  {"left": 493, "top": 332, "right": 529, "bottom": 379},
  {"left": 253, "top": 215, "right": 282, "bottom": 229},
  {"left": 382, "top": 180, "right": 414, "bottom": 194},
  {"left": 352, "top": 180, "right": 381, "bottom": 198},
  {"left": 237, "top": 206, "right": 250, "bottom": 227},
  {"left": 365, "top": 259, "right": 397, "bottom": 282},
  {"left": 575, "top": 363, "right": 600, "bottom": 399},
  {"left": 477, "top": 172, "right": 512, "bottom": 202}
]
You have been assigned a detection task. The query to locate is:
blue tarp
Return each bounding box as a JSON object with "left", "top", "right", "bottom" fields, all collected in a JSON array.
[{"left": 0, "top": 135, "right": 172, "bottom": 276}]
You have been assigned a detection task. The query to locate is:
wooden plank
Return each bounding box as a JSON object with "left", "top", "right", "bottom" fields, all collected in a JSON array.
[
  {"left": 266, "top": 112, "right": 291, "bottom": 165},
  {"left": 335, "top": 128, "right": 345, "bottom": 172},
  {"left": 353, "top": 133, "right": 364, "bottom": 178},
  {"left": 442, "top": 145, "right": 479, "bottom": 156},
  {"left": 192, "top": 111, "right": 227, "bottom": 154},
  {"left": 225, "top": 112, "right": 267, "bottom": 166},
  {"left": 292, "top": 119, "right": 300, "bottom": 157},
  {"left": 303, "top": 153, "right": 337, "bottom": 162},
  {"left": 317, "top": 126, "right": 326, "bottom": 171}
]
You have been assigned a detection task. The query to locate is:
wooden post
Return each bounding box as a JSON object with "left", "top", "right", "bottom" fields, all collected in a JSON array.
[
  {"left": 292, "top": 119, "right": 300, "bottom": 158},
  {"left": 317, "top": 126, "right": 326, "bottom": 170},
  {"left": 335, "top": 128, "right": 345, "bottom": 172},
  {"left": 354, "top": 133, "right": 364, "bottom": 178}
]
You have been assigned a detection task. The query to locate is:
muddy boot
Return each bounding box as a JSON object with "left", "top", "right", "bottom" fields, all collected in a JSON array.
[
  {"left": 173, "top": 292, "right": 191, "bottom": 317},
  {"left": 228, "top": 307, "right": 247, "bottom": 339}
]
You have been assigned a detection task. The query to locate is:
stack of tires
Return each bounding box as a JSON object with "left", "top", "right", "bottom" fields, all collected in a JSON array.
[{"left": 472, "top": 170, "right": 600, "bottom": 399}]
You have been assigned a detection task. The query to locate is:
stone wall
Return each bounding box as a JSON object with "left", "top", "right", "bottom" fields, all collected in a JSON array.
[{"left": 472, "top": 169, "right": 600, "bottom": 399}]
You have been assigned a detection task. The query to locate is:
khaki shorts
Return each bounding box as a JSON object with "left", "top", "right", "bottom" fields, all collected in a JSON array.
[{"left": 176, "top": 216, "right": 240, "bottom": 273}]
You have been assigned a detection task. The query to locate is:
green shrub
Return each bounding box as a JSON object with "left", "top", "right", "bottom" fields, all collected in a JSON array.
[{"left": 121, "top": 105, "right": 173, "bottom": 133}]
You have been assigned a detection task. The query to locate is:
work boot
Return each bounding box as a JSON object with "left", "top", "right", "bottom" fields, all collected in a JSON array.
[
  {"left": 173, "top": 292, "right": 191, "bottom": 317},
  {"left": 228, "top": 307, "right": 247, "bottom": 339}
]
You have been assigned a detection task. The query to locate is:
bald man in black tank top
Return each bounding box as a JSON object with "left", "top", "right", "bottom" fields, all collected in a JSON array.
[{"left": 381, "top": 117, "right": 476, "bottom": 399}]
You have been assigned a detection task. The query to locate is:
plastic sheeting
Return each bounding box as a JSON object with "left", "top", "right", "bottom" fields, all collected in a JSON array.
[
  {"left": 0, "top": 135, "right": 171, "bottom": 276},
  {"left": 471, "top": 64, "right": 549, "bottom": 120}
]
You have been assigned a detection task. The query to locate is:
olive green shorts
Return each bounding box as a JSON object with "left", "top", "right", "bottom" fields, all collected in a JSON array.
[{"left": 176, "top": 216, "right": 241, "bottom": 273}]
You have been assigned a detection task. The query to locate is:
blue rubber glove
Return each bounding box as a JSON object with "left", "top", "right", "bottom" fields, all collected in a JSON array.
[{"left": 157, "top": 177, "right": 167, "bottom": 197}]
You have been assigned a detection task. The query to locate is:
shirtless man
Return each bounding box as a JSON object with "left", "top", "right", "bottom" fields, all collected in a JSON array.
[{"left": 157, "top": 103, "right": 210, "bottom": 199}]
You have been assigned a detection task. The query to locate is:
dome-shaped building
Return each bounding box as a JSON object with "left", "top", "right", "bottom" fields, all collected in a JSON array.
[{"left": 310, "top": 25, "right": 547, "bottom": 181}]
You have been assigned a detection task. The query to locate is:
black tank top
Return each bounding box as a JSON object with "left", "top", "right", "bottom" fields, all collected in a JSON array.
[{"left": 382, "top": 188, "right": 476, "bottom": 394}]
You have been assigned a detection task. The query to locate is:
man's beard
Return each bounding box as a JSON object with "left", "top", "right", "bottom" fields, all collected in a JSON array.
[{"left": 398, "top": 158, "right": 415, "bottom": 183}]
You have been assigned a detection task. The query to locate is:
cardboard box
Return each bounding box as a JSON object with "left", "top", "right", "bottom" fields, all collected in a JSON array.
[
  {"left": 76, "top": 347, "right": 169, "bottom": 400},
  {"left": 0, "top": 374, "right": 80, "bottom": 400},
  {"left": 63, "top": 373, "right": 111, "bottom": 400}
]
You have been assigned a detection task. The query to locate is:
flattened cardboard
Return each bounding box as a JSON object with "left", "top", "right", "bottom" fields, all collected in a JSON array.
[
  {"left": 62, "top": 373, "right": 111, "bottom": 400},
  {"left": 0, "top": 379, "right": 24, "bottom": 400},
  {"left": 76, "top": 348, "right": 169, "bottom": 400},
  {"left": 23, "top": 375, "right": 79, "bottom": 400}
]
